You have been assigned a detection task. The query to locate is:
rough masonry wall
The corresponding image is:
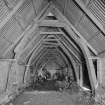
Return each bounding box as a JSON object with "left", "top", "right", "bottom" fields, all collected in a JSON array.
[
  {"left": 0, "top": 60, "right": 10, "bottom": 94},
  {"left": 101, "top": 57, "right": 105, "bottom": 87}
]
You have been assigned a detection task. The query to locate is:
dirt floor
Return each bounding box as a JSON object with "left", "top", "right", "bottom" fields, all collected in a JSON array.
[{"left": 9, "top": 80, "right": 95, "bottom": 105}]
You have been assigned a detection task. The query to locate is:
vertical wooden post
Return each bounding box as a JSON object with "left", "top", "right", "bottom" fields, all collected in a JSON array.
[
  {"left": 79, "top": 64, "right": 83, "bottom": 87},
  {"left": 97, "top": 58, "right": 102, "bottom": 85}
]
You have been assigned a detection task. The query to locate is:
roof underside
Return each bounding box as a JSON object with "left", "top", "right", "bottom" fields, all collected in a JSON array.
[{"left": 0, "top": 0, "right": 105, "bottom": 58}]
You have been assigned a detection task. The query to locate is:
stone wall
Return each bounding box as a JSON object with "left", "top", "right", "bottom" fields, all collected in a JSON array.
[
  {"left": 0, "top": 60, "right": 10, "bottom": 94},
  {"left": 0, "top": 59, "right": 25, "bottom": 95},
  {"left": 100, "top": 57, "right": 105, "bottom": 87}
]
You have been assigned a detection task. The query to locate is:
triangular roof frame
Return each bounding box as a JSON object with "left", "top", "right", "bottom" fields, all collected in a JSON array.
[
  {"left": 11, "top": 2, "right": 98, "bottom": 91},
  {"left": 23, "top": 2, "right": 98, "bottom": 90},
  {"left": 38, "top": 2, "right": 98, "bottom": 55}
]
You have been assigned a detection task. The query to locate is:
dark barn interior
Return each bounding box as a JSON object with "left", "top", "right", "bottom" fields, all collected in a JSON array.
[{"left": 0, "top": 0, "right": 105, "bottom": 105}]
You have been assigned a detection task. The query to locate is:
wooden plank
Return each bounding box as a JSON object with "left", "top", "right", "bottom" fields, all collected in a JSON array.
[
  {"left": 79, "top": 38, "right": 97, "bottom": 90},
  {"left": 50, "top": 4, "right": 97, "bottom": 90},
  {"left": 55, "top": 34, "right": 82, "bottom": 62},
  {"left": 3, "top": 23, "right": 33, "bottom": 58},
  {"left": 15, "top": 0, "right": 35, "bottom": 29},
  {"left": 55, "top": 33, "right": 82, "bottom": 56},
  {"left": 33, "top": 0, "right": 48, "bottom": 15},
  {"left": 74, "top": 0, "right": 105, "bottom": 35},
  {"left": 38, "top": 20, "right": 65, "bottom": 27},
  {"left": 14, "top": 24, "right": 38, "bottom": 53},
  {"left": 98, "top": 51, "right": 105, "bottom": 58},
  {"left": 0, "top": 0, "right": 26, "bottom": 29},
  {"left": 59, "top": 42, "right": 79, "bottom": 82},
  {"left": 58, "top": 41, "right": 81, "bottom": 63},
  {"left": 60, "top": 32, "right": 81, "bottom": 54},
  {"left": 40, "top": 31, "right": 63, "bottom": 35},
  {"left": 42, "top": 42, "right": 59, "bottom": 46},
  {"left": 3, "top": 3, "right": 50, "bottom": 58},
  {"left": 79, "top": 64, "right": 83, "bottom": 87},
  {"left": 57, "top": 48, "right": 69, "bottom": 65},
  {"left": 89, "top": 33, "right": 105, "bottom": 54},
  {"left": 43, "top": 38, "right": 59, "bottom": 41},
  {"left": 51, "top": 3, "right": 98, "bottom": 55}
]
